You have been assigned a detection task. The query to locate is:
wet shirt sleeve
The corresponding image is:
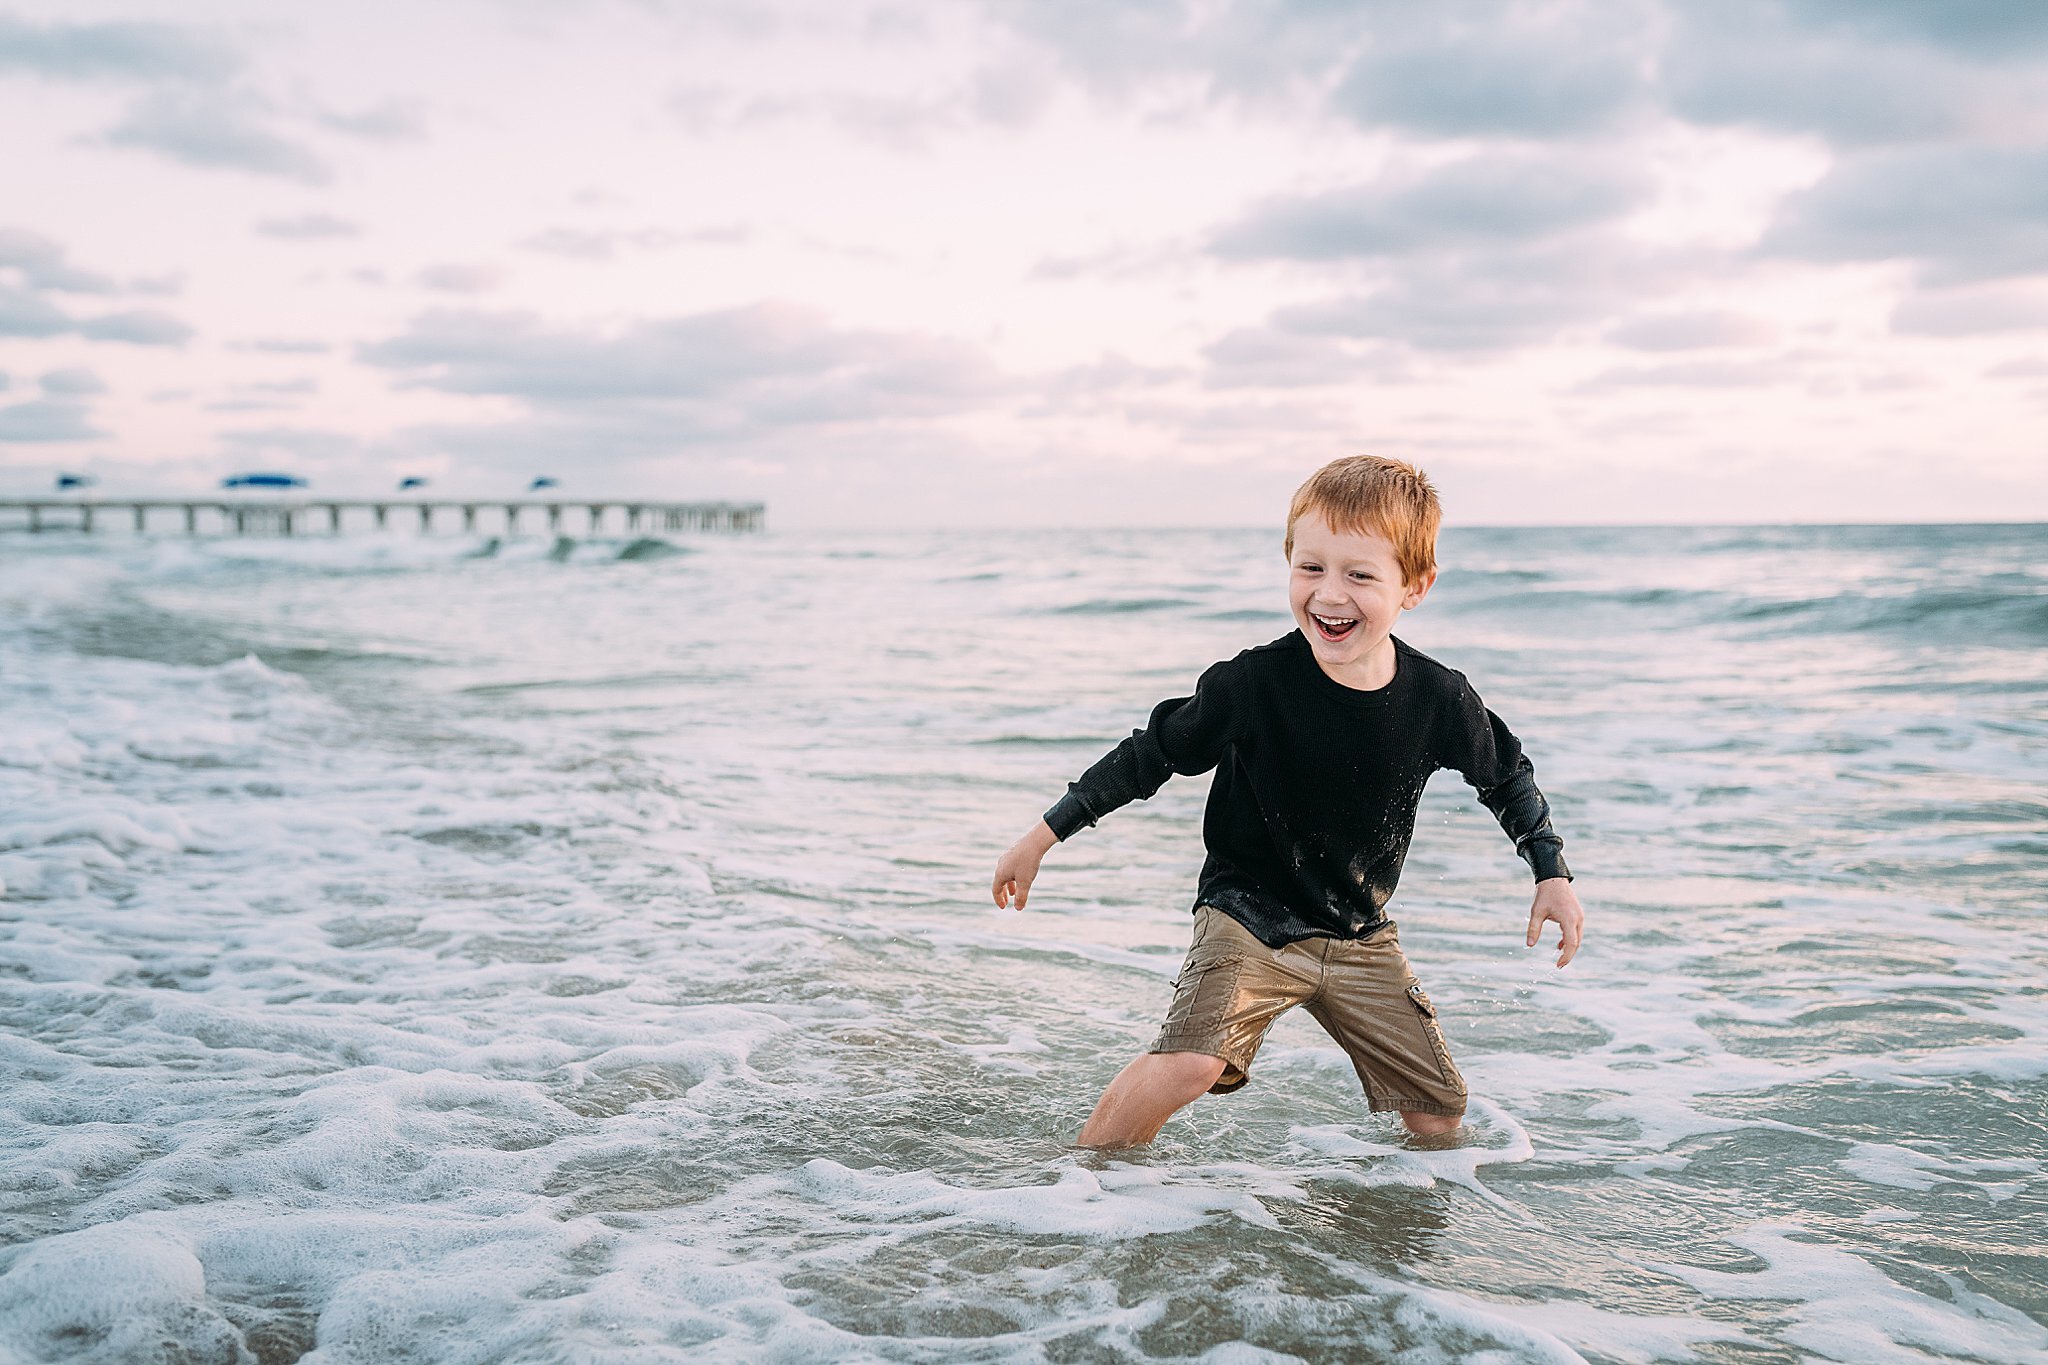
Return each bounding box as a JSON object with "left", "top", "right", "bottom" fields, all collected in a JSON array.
[
  {"left": 1439, "top": 681, "right": 1573, "bottom": 883},
  {"left": 1042, "top": 660, "right": 1244, "bottom": 840}
]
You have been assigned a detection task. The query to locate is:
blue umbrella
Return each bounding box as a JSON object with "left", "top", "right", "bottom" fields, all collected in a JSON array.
[
  {"left": 56, "top": 472, "right": 97, "bottom": 489},
  {"left": 222, "top": 473, "right": 308, "bottom": 489},
  {"left": 399, "top": 476, "right": 429, "bottom": 490},
  {"left": 529, "top": 476, "right": 559, "bottom": 491}
]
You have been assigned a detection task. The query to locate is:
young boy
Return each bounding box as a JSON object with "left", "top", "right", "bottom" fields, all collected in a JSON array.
[{"left": 990, "top": 455, "right": 1585, "bottom": 1148}]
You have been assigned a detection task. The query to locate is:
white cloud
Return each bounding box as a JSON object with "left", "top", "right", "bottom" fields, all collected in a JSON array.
[
  {"left": 518, "top": 227, "right": 689, "bottom": 260},
  {"left": 1200, "top": 328, "right": 1376, "bottom": 389},
  {"left": 1267, "top": 240, "right": 1706, "bottom": 353},
  {"left": 1333, "top": 14, "right": 1649, "bottom": 136},
  {"left": 416, "top": 263, "right": 506, "bottom": 294},
  {"left": 310, "top": 97, "right": 427, "bottom": 142},
  {"left": 1772, "top": 0, "right": 2048, "bottom": 60},
  {"left": 0, "top": 398, "right": 103, "bottom": 442},
  {"left": 233, "top": 338, "right": 331, "bottom": 354},
  {"left": 0, "top": 282, "right": 69, "bottom": 336},
  {"left": 256, "top": 213, "right": 361, "bottom": 240},
  {"left": 1604, "top": 311, "right": 1779, "bottom": 351},
  {"left": 75, "top": 309, "right": 194, "bottom": 345},
  {"left": 101, "top": 89, "right": 330, "bottom": 183},
  {"left": 1573, "top": 359, "right": 1792, "bottom": 391},
  {"left": 1213, "top": 153, "right": 1650, "bottom": 261},
  {"left": 359, "top": 302, "right": 1009, "bottom": 434},
  {"left": 39, "top": 366, "right": 106, "bottom": 395},
  {"left": 1662, "top": 1, "right": 1981, "bottom": 145},
  {"left": 0, "top": 226, "right": 119, "bottom": 292},
  {"left": 1761, "top": 145, "right": 2048, "bottom": 283},
  {"left": 1892, "top": 287, "right": 2048, "bottom": 337},
  {"left": 0, "top": 281, "right": 192, "bottom": 346},
  {"left": 0, "top": 14, "right": 239, "bottom": 83}
]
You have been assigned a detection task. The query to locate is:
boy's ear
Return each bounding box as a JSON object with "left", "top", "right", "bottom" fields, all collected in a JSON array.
[{"left": 1401, "top": 568, "right": 1438, "bottom": 610}]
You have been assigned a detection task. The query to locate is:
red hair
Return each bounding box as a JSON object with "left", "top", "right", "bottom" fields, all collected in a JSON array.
[{"left": 1284, "top": 455, "right": 1441, "bottom": 584}]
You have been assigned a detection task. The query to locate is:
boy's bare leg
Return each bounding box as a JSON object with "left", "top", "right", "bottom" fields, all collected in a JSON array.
[
  {"left": 1399, "top": 1109, "right": 1462, "bottom": 1138},
  {"left": 1076, "top": 1051, "right": 1228, "bottom": 1149}
]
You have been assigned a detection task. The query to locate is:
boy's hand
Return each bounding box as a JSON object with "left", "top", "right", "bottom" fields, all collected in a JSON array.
[
  {"left": 992, "top": 820, "right": 1058, "bottom": 911},
  {"left": 1526, "top": 877, "right": 1584, "bottom": 967}
]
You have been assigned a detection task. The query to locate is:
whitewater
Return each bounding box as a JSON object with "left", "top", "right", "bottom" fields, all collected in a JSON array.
[{"left": 0, "top": 523, "right": 2043, "bottom": 1363}]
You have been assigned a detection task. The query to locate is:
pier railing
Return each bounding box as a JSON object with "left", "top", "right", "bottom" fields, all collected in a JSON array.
[{"left": 0, "top": 498, "right": 765, "bottom": 536}]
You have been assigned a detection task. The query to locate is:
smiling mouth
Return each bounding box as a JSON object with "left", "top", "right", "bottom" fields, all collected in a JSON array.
[{"left": 1310, "top": 612, "right": 1359, "bottom": 641}]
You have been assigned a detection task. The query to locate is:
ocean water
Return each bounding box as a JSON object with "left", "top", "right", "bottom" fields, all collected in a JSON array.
[{"left": 0, "top": 521, "right": 2043, "bottom": 1364}]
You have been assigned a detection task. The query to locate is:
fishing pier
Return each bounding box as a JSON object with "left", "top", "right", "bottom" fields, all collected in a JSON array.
[{"left": 0, "top": 498, "right": 765, "bottom": 537}]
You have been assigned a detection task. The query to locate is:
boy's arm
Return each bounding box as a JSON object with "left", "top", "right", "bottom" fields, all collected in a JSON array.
[
  {"left": 992, "top": 661, "right": 1242, "bottom": 911},
  {"left": 1473, "top": 756, "right": 1571, "bottom": 883},
  {"left": 1042, "top": 662, "right": 1242, "bottom": 841},
  {"left": 1447, "top": 685, "right": 1585, "bottom": 967},
  {"left": 1478, "top": 760, "right": 1584, "bottom": 967}
]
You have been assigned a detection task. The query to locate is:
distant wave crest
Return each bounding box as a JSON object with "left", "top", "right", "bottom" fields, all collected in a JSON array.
[{"left": 1046, "top": 597, "right": 1194, "bottom": 616}]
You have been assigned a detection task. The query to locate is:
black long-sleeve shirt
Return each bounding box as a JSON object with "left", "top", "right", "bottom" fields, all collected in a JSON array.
[{"left": 1043, "top": 631, "right": 1571, "bottom": 947}]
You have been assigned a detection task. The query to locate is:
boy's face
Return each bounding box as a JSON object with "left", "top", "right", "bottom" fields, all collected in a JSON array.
[{"left": 1286, "top": 510, "right": 1436, "bottom": 680}]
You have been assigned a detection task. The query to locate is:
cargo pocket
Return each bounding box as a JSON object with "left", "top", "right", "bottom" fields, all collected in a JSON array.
[
  {"left": 1405, "top": 983, "right": 1463, "bottom": 1090},
  {"left": 1162, "top": 947, "right": 1244, "bottom": 1036}
]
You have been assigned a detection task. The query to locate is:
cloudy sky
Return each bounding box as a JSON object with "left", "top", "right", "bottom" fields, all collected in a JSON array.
[{"left": 2, "top": 0, "right": 2045, "bottom": 527}]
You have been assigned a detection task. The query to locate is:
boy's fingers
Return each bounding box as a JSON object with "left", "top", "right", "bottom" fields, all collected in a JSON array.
[
  {"left": 1525, "top": 905, "right": 1544, "bottom": 948},
  {"left": 1553, "top": 912, "right": 1582, "bottom": 967}
]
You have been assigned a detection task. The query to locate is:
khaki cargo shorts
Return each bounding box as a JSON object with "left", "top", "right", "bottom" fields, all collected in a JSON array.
[{"left": 1153, "top": 905, "right": 1467, "bottom": 1117}]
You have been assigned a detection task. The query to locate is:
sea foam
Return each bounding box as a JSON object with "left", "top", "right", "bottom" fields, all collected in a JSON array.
[{"left": 1, "top": 525, "right": 2042, "bottom": 1361}]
